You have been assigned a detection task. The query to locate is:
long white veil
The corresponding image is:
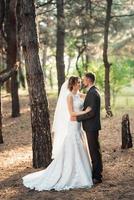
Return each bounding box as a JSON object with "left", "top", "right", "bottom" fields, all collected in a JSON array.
[{"left": 52, "top": 80, "right": 70, "bottom": 159}]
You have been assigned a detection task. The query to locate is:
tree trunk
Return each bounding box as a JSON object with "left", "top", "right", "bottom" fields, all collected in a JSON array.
[
  {"left": 11, "top": 71, "right": 20, "bottom": 117},
  {"left": 121, "top": 114, "right": 133, "bottom": 149},
  {"left": 42, "top": 45, "right": 47, "bottom": 80},
  {"left": 75, "top": 46, "right": 86, "bottom": 78},
  {"left": 103, "top": 0, "right": 113, "bottom": 117},
  {"left": 0, "top": 67, "right": 18, "bottom": 144},
  {"left": 49, "top": 67, "right": 53, "bottom": 89},
  {"left": 20, "top": 0, "right": 52, "bottom": 168},
  {"left": 0, "top": 0, "right": 5, "bottom": 144},
  {"left": 66, "top": 56, "right": 72, "bottom": 76},
  {"left": 16, "top": 0, "right": 25, "bottom": 89},
  {"left": 17, "top": 44, "right": 25, "bottom": 89},
  {"left": 56, "top": 0, "right": 65, "bottom": 94},
  {"left": 0, "top": 0, "right": 5, "bottom": 30},
  {"left": 0, "top": 86, "right": 3, "bottom": 144},
  {"left": 18, "top": 65, "right": 26, "bottom": 89},
  {"left": 5, "top": 0, "right": 20, "bottom": 117}
]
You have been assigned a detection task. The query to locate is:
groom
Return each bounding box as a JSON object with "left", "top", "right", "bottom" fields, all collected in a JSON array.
[{"left": 72, "top": 72, "right": 103, "bottom": 184}]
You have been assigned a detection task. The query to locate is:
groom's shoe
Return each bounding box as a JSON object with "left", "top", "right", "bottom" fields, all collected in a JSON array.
[{"left": 93, "top": 178, "right": 102, "bottom": 185}]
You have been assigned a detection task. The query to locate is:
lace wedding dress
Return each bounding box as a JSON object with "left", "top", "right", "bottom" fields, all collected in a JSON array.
[{"left": 22, "top": 93, "right": 93, "bottom": 191}]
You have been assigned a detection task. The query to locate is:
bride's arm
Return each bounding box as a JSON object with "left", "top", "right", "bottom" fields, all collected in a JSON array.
[{"left": 67, "top": 94, "right": 91, "bottom": 117}]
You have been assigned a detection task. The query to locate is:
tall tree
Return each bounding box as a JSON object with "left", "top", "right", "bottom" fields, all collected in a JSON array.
[
  {"left": 0, "top": 0, "right": 5, "bottom": 30},
  {"left": 20, "top": 0, "right": 52, "bottom": 168},
  {"left": 0, "top": 67, "right": 18, "bottom": 144},
  {"left": 56, "top": 0, "right": 65, "bottom": 94},
  {"left": 103, "top": 0, "right": 113, "bottom": 117},
  {"left": 16, "top": 0, "right": 26, "bottom": 89},
  {"left": 5, "top": 0, "right": 20, "bottom": 117},
  {"left": 0, "top": 0, "right": 5, "bottom": 72}
]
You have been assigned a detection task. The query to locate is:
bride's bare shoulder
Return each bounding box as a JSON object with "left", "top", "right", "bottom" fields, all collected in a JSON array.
[
  {"left": 67, "top": 92, "right": 73, "bottom": 97},
  {"left": 67, "top": 93, "right": 73, "bottom": 100}
]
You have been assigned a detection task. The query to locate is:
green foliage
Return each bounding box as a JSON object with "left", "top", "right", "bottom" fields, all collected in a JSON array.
[
  {"left": 66, "top": 37, "right": 76, "bottom": 58},
  {"left": 34, "top": 0, "right": 134, "bottom": 93},
  {"left": 125, "top": 59, "right": 134, "bottom": 79},
  {"left": 73, "top": 60, "right": 104, "bottom": 90},
  {"left": 110, "top": 58, "right": 131, "bottom": 92},
  {"left": 74, "top": 58, "right": 133, "bottom": 94}
]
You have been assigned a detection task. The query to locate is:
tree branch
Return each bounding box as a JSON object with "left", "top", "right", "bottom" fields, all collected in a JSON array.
[
  {"left": 0, "top": 68, "right": 17, "bottom": 85},
  {"left": 0, "top": 63, "right": 19, "bottom": 84},
  {"left": 36, "top": 0, "right": 54, "bottom": 8},
  {"left": 37, "top": 8, "right": 55, "bottom": 16},
  {"left": 111, "top": 13, "right": 134, "bottom": 18}
]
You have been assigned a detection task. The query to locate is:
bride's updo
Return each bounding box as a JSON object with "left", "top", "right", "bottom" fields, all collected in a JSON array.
[{"left": 68, "top": 76, "right": 79, "bottom": 91}]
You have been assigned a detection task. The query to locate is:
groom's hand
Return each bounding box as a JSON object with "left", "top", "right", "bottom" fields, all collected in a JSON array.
[{"left": 70, "top": 116, "right": 77, "bottom": 121}]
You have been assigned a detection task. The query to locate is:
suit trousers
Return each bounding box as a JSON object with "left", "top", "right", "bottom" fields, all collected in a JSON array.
[{"left": 86, "top": 131, "right": 103, "bottom": 180}]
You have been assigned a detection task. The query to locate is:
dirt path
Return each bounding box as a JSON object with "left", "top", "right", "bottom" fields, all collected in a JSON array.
[{"left": 0, "top": 93, "right": 134, "bottom": 200}]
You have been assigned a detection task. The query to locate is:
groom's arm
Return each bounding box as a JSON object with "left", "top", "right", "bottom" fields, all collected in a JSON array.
[{"left": 76, "top": 92, "right": 96, "bottom": 122}]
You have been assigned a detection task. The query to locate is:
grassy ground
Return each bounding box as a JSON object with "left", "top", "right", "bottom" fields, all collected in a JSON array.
[{"left": 0, "top": 91, "right": 134, "bottom": 200}]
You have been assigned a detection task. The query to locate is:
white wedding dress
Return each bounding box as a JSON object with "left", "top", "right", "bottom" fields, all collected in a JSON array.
[{"left": 22, "top": 93, "right": 93, "bottom": 191}]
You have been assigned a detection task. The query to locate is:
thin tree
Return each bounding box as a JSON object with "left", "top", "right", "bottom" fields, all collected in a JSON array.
[
  {"left": 20, "top": 0, "right": 52, "bottom": 168},
  {"left": 103, "top": 0, "right": 113, "bottom": 117},
  {"left": 0, "top": 0, "right": 5, "bottom": 30},
  {"left": 56, "top": 0, "right": 65, "bottom": 94},
  {"left": 0, "top": 66, "right": 18, "bottom": 144},
  {"left": 16, "top": 0, "right": 26, "bottom": 89},
  {"left": 5, "top": 0, "right": 20, "bottom": 117}
]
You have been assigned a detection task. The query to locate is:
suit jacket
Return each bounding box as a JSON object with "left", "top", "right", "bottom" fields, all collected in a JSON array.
[{"left": 77, "top": 86, "right": 101, "bottom": 132}]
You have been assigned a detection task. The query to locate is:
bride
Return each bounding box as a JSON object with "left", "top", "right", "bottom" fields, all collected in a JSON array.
[{"left": 22, "top": 76, "right": 93, "bottom": 191}]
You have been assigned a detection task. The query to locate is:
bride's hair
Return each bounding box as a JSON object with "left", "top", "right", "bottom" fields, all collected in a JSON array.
[{"left": 68, "top": 76, "right": 79, "bottom": 91}]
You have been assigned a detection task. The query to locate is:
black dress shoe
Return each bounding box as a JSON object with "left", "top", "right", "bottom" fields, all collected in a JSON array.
[{"left": 93, "top": 178, "right": 102, "bottom": 185}]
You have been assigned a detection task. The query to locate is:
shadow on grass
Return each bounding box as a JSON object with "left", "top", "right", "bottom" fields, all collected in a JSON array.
[{"left": 0, "top": 164, "right": 134, "bottom": 200}]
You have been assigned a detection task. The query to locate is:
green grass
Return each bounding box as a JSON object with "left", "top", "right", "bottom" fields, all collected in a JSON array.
[
  {"left": 47, "top": 87, "right": 134, "bottom": 107},
  {"left": 120, "top": 86, "right": 134, "bottom": 96},
  {"left": 114, "top": 96, "right": 134, "bottom": 107},
  {"left": 101, "top": 95, "right": 134, "bottom": 111}
]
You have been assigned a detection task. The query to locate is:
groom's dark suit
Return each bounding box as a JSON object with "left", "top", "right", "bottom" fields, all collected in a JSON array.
[{"left": 77, "top": 86, "right": 103, "bottom": 180}]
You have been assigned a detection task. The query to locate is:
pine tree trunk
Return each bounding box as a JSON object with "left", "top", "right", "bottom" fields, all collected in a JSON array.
[
  {"left": 103, "top": 0, "right": 113, "bottom": 117},
  {"left": 0, "top": 0, "right": 5, "bottom": 144},
  {"left": 17, "top": 43, "right": 25, "bottom": 89},
  {"left": 0, "top": 67, "right": 18, "bottom": 143},
  {"left": 5, "top": 0, "right": 20, "bottom": 117},
  {"left": 0, "top": 86, "right": 3, "bottom": 144},
  {"left": 0, "top": 0, "right": 5, "bottom": 30},
  {"left": 49, "top": 67, "right": 53, "bottom": 89},
  {"left": 18, "top": 65, "right": 26, "bottom": 88},
  {"left": 42, "top": 45, "right": 47, "bottom": 80},
  {"left": 16, "top": 0, "right": 25, "bottom": 89},
  {"left": 11, "top": 71, "right": 20, "bottom": 117},
  {"left": 56, "top": 0, "right": 65, "bottom": 94},
  {"left": 121, "top": 114, "right": 133, "bottom": 149},
  {"left": 20, "top": 0, "right": 52, "bottom": 168}
]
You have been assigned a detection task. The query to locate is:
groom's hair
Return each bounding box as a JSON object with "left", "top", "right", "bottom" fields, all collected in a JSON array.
[{"left": 85, "top": 72, "right": 96, "bottom": 83}]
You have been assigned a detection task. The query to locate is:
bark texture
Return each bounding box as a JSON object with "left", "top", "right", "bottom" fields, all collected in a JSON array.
[
  {"left": 0, "top": 0, "right": 5, "bottom": 29},
  {"left": 56, "top": 0, "right": 65, "bottom": 94},
  {"left": 103, "top": 0, "right": 113, "bottom": 117},
  {"left": 20, "top": 0, "right": 52, "bottom": 168},
  {"left": 121, "top": 114, "right": 133, "bottom": 149},
  {"left": 0, "top": 67, "right": 18, "bottom": 144},
  {"left": 5, "top": 0, "right": 20, "bottom": 117}
]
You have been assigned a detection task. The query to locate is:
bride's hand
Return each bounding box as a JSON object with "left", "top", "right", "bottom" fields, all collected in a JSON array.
[{"left": 85, "top": 106, "right": 91, "bottom": 113}]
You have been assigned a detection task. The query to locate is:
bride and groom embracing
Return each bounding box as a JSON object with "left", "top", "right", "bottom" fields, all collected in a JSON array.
[{"left": 22, "top": 72, "right": 103, "bottom": 191}]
